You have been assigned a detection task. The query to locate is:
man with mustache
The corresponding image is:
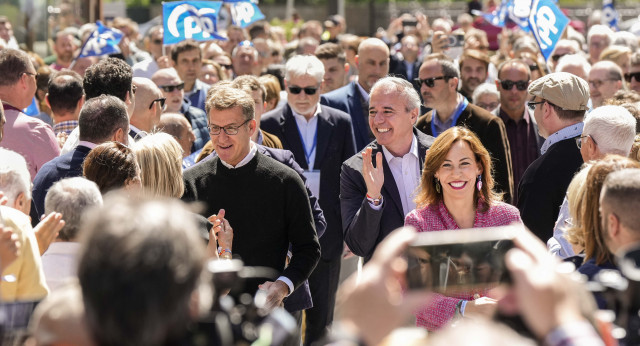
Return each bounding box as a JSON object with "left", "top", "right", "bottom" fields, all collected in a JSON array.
[{"left": 459, "top": 49, "right": 490, "bottom": 102}]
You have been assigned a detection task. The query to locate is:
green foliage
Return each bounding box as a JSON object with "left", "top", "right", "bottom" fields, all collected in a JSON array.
[{"left": 270, "top": 18, "right": 302, "bottom": 41}]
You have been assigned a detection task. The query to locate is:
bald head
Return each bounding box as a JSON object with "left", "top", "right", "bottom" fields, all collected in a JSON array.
[
  {"left": 131, "top": 77, "right": 164, "bottom": 132},
  {"left": 152, "top": 68, "right": 184, "bottom": 113},
  {"left": 158, "top": 113, "right": 194, "bottom": 157},
  {"left": 356, "top": 38, "right": 390, "bottom": 92}
]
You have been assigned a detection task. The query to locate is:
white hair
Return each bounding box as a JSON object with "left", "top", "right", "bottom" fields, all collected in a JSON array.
[
  {"left": 554, "top": 39, "right": 580, "bottom": 54},
  {"left": 556, "top": 54, "right": 591, "bottom": 76},
  {"left": 370, "top": 76, "right": 421, "bottom": 113},
  {"left": 612, "top": 31, "right": 639, "bottom": 52},
  {"left": 285, "top": 55, "right": 325, "bottom": 83},
  {"left": 0, "top": 148, "right": 31, "bottom": 204},
  {"left": 45, "top": 177, "right": 103, "bottom": 241},
  {"left": 432, "top": 18, "right": 452, "bottom": 34},
  {"left": 472, "top": 83, "right": 499, "bottom": 104},
  {"left": 583, "top": 105, "right": 637, "bottom": 156},
  {"left": 587, "top": 24, "right": 614, "bottom": 46}
]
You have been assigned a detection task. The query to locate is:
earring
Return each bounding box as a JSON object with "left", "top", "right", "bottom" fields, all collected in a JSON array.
[
  {"left": 476, "top": 174, "right": 482, "bottom": 191},
  {"left": 435, "top": 178, "right": 441, "bottom": 193}
]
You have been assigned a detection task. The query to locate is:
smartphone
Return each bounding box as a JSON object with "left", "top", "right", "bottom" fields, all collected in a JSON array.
[
  {"left": 402, "top": 20, "right": 418, "bottom": 28},
  {"left": 406, "top": 224, "right": 522, "bottom": 293},
  {"left": 447, "top": 34, "right": 466, "bottom": 48}
]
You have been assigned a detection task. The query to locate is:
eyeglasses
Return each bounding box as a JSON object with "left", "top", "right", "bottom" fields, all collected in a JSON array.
[
  {"left": 414, "top": 76, "right": 449, "bottom": 88},
  {"left": 149, "top": 97, "right": 166, "bottom": 110},
  {"left": 208, "top": 118, "right": 251, "bottom": 135},
  {"left": 576, "top": 134, "right": 597, "bottom": 149},
  {"left": 23, "top": 71, "right": 39, "bottom": 79},
  {"left": 477, "top": 102, "right": 499, "bottom": 111},
  {"left": 288, "top": 85, "right": 320, "bottom": 95},
  {"left": 158, "top": 82, "right": 185, "bottom": 93},
  {"left": 624, "top": 72, "right": 640, "bottom": 83},
  {"left": 589, "top": 79, "right": 617, "bottom": 88},
  {"left": 527, "top": 100, "right": 546, "bottom": 111},
  {"left": 528, "top": 64, "right": 539, "bottom": 71},
  {"left": 499, "top": 79, "right": 529, "bottom": 91}
]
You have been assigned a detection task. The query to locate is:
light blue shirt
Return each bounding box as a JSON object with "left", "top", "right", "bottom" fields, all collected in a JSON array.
[{"left": 540, "top": 122, "right": 583, "bottom": 155}]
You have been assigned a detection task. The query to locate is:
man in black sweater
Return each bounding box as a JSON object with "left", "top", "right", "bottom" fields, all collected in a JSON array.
[
  {"left": 182, "top": 86, "right": 320, "bottom": 310},
  {"left": 518, "top": 72, "right": 590, "bottom": 242}
]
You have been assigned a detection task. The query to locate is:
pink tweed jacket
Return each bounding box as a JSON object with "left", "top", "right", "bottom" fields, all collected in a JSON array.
[{"left": 404, "top": 200, "right": 522, "bottom": 331}]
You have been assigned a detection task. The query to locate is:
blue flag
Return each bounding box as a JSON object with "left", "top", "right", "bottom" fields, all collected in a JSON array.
[
  {"left": 482, "top": 0, "right": 509, "bottom": 27},
  {"left": 528, "top": 0, "right": 569, "bottom": 61},
  {"left": 163, "top": 1, "right": 226, "bottom": 45},
  {"left": 77, "top": 21, "right": 124, "bottom": 59},
  {"left": 508, "top": 0, "right": 532, "bottom": 32},
  {"left": 602, "top": 0, "right": 619, "bottom": 31},
  {"left": 224, "top": 0, "right": 265, "bottom": 28}
]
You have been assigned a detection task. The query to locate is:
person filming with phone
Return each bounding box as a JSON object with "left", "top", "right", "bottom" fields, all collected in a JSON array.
[{"left": 404, "top": 126, "right": 522, "bottom": 331}]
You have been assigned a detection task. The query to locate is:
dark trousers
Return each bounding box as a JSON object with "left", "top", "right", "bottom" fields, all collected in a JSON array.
[
  {"left": 282, "top": 310, "right": 303, "bottom": 346},
  {"left": 304, "top": 256, "right": 341, "bottom": 346}
]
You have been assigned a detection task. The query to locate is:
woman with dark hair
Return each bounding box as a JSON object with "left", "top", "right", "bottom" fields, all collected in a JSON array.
[
  {"left": 83, "top": 141, "right": 141, "bottom": 194},
  {"left": 405, "top": 126, "right": 521, "bottom": 331}
]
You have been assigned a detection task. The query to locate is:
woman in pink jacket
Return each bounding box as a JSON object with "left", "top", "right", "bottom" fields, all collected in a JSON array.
[{"left": 405, "top": 126, "right": 521, "bottom": 331}]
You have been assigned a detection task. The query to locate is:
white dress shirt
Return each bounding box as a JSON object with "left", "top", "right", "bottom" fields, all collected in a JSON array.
[
  {"left": 381, "top": 135, "right": 420, "bottom": 216},
  {"left": 291, "top": 105, "right": 322, "bottom": 170}
]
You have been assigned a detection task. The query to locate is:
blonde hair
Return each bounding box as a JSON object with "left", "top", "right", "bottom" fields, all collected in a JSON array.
[
  {"left": 564, "top": 164, "right": 592, "bottom": 249},
  {"left": 133, "top": 133, "right": 185, "bottom": 198}
]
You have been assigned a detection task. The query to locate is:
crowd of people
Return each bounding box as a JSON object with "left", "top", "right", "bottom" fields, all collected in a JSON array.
[{"left": 1, "top": 4, "right": 640, "bottom": 345}]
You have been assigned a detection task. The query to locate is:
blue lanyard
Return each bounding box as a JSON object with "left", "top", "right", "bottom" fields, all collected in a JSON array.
[
  {"left": 431, "top": 97, "right": 468, "bottom": 137},
  {"left": 296, "top": 125, "right": 318, "bottom": 169}
]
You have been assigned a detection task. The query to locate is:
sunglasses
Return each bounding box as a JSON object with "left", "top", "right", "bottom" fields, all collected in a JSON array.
[
  {"left": 551, "top": 54, "right": 567, "bottom": 62},
  {"left": 152, "top": 39, "right": 163, "bottom": 45},
  {"left": 499, "top": 79, "right": 529, "bottom": 91},
  {"left": 159, "top": 82, "right": 185, "bottom": 92},
  {"left": 220, "top": 64, "right": 232, "bottom": 70},
  {"left": 414, "top": 76, "right": 449, "bottom": 88},
  {"left": 528, "top": 64, "right": 539, "bottom": 71},
  {"left": 149, "top": 97, "right": 166, "bottom": 110},
  {"left": 132, "top": 85, "right": 137, "bottom": 95},
  {"left": 624, "top": 72, "right": 640, "bottom": 83},
  {"left": 527, "top": 100, "right": 545, "bottom": 111},
  {"left": 288, "top": 85, "right": 320, "bottom": 95}
]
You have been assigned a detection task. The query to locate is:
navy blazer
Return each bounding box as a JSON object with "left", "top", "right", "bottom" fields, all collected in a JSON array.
[
  {"left": 340, "top": 129, "right": 435, "bottom": 262},
  {"left": 321, "top": 81, "right": 372, "bottom": 151},
  {"left": 197, "top": 144, "right": 326, "bottom": 312},
  {"left": 261, "top": 104, "right": 356, "bottom": 260},
  {"left": 30, "top": 145, "right": 92, "bottom": 225}
]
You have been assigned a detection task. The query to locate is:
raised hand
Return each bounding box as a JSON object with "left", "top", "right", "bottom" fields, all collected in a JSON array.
[{"left": 362, "top": 147, "right": 384, "bottom": 200}]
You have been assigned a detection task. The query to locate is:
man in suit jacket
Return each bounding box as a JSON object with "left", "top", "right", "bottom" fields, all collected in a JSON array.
[
  {"left": 415, "top": 58, "right": 514, "bottom": 203},
  {"left": 321, "top": 38, "right": 390, "bottom": 151},
  {"left": 31, "top": 95, "right": 130, "bottom": 224},
  {"left": 261, "top": 55, "right": 356, "bottom": 345},
  {"left": 341, "top": 76, "right": 435, "bottom": 262},
  {"left": 389, "top": 35, "right": 421, "bottom": 82}
]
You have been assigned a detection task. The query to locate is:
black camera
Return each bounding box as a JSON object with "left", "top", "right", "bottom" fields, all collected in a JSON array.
[
  {"left": 182, "top": 260, "right": 296, "bottom": 346},
  {"left": 590, "top": 246, "right": 640, "bottom": 346}
]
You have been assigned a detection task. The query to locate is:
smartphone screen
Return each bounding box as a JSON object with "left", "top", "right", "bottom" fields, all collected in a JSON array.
[{"left": 406, "top": 225, "right": 521, "bottom": 293}]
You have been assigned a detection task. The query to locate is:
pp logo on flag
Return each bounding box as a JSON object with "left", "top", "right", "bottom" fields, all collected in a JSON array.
[
  {"left": 163, "top": 1, "right": 225, "bottom": 44},
  {"left": 528, "top": 0, "right": 569, "bottom": 61}
]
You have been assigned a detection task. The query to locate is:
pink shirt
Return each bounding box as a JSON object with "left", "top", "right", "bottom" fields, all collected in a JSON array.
[
  {"left": 404, "top": 200, "right": 521, "bottom": 331},
  {"left": 1, "top": 103, "right": 60, "bottom": 180}
]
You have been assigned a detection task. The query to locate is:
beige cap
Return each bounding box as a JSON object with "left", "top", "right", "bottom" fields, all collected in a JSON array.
[{"left": 527, "top": 72, "right": 590, "bottom": 111}]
